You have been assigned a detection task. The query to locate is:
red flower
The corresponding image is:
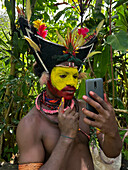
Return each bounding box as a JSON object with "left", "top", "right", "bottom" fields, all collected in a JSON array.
[
  {"left": 17, "top": 6, "right": 25, "bottom": 17},
  {"left": 78, "top": 27, "right": 89, "bottom": 38},
  {"left": 37, "top": 24, "right": 48, "bottom": 38}
]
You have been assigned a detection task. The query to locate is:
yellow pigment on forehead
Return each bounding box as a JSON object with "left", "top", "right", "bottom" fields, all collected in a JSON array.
[{"left": 51, "top": 66, "right": 78, "bottom": 91}]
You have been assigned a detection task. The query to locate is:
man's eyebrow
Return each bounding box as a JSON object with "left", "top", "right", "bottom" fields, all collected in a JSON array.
[
  {"left": 57, "top": 69, "right": 78, "bottom": 74},
  {"left": 57, "top": 71, "right": 68, "bottom": 74}
]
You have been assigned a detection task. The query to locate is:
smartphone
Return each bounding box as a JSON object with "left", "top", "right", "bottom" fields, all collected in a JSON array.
[{"left": 86, "top": 78, "right": 104, "bottom": 120}]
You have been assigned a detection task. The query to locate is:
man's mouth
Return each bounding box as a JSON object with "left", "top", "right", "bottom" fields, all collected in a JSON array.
[
  {"left": 62, "top": 86, "right": 76, "bottom": 94},
  {"left": 64, "top": 90, "right": 74, "bottom": 94}
]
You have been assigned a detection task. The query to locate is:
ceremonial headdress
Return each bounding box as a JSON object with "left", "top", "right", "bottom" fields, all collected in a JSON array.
[{"left": 19, "top": 16, "right": 97, "bottom": 76}]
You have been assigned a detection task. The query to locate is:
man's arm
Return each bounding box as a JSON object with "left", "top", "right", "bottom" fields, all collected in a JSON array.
[
  {"left": 82, "top": 91, "right": 122, "bottom": 158},
  {"left": 16, "top": 104, "right": 79, "bottom": 170},
  {"left": 96, "top": 130, "right": 122, "bottom": 158}
]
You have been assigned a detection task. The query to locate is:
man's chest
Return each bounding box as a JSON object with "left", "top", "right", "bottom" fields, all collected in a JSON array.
[
  {"left": 42, "top": 127, "right": 93, "bottom": 170},
  {"left": 42, "top": 121, "right": 90, "bottom": 158}
]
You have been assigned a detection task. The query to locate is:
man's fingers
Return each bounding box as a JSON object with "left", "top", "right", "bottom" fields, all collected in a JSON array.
[
  {"left": 64, "top": 107, "right": 72, "bottom": 116},
  {"left": 90, "top": 91, "right": 109, "bottom": 110},
  {"left": 83, "top": 117, "right": 102, "bottom": 129},
  {"left": 59, "top": 97, "right": 64, "bottom": 114},
  {"left": 83, "top": 95, "right": 105, "bottom": 115},
  {"left": 82, "top": 108, "right": 99, "bottom": 120},
  {"left": 70, "top": 109, "right": 76, "bottom": 116},
  {"left": 74, "top": 112, "right": 79, "bottom": 120}
]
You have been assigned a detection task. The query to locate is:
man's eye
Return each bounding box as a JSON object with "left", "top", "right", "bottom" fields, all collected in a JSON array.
[
  {"left": 60, "top": 75, "right": 67, "bottom": 78},
  {"left": 73, "top": 75, "right": 78, "bottom": 79}
]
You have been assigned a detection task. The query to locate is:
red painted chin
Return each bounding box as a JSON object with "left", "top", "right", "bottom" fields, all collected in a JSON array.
[{"left": 47, "top": 80, "right": 76, "bottom": 100}]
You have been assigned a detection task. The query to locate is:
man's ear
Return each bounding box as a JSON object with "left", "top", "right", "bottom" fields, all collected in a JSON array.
[{"left": 39, "top": 72, "right": 49, "bottom": 86}]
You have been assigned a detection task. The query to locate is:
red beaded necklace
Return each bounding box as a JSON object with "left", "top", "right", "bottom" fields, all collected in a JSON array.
[{"left": 35, "top": 91, "right": 74, "bottom": 114}]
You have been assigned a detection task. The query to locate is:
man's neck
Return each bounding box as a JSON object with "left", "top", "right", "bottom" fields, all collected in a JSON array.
[{"left": 46, "top": 86, "right": 61, "bottom": 100}]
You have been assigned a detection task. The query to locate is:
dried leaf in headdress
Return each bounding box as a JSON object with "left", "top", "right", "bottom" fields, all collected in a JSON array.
[
  {"left": 24, "top": 36, "right": 40, "bottom": 52},
  {"left": 56, "top": 30, "right": 66, "bottom": 46},
  {"left": 86, "top": 51, "right": 101, "bottom": 59},
  {"left": 75, "top": 34, "right": 85, "bottom": 48},
  {"left": 26, "top": 0, "right": 32, "bottom": 22},
  {"left": 96, "top": 20, "right": 104, "bottom": 35},
  {"left": 79, "top": 72, "right": 87, "bottom": 79}
]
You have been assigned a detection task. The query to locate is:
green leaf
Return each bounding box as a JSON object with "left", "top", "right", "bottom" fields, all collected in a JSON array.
[
  {"left": 77, "top": 79, "right": 86, "bottom": 100},
  {"left": 12, "top": 118, "right": 19, "bottom": 125},
  {"left": 115, "top": 12, "right": 128, "bottom": 32},
  {"left": 0, "top": 129, "right": 4, "bottom": 136},
  {"left": 1, "top": 28, "right": 10, "bottom": 42},
  {"left": 94, "top": 45, "right": 110, "bottom": 78},
  {"left": 54, "top": 7, "right": 72, "bottom": 22},
  {"left": 5, "top": 0, "right": 13, "bottom": 22},
  {"left": 18, "top": 38, "right": 25, "bottom": 51},
  {"left": 104, "top": 0, "right": 110, "bottom": 5},
  {"left": 107, "top": 30, "right": 128, "bottom": 51},
  {"left": 0, "top": 38, "right": 9, "bottom": 49},
  {"left": 93, "top": 12, "right": 105, "bottom": 20},
  {"left": 22, "top": 83, "right": 28, "bottom": 96},
  {"left": 114, "top": 0, "right": 128, "bottom": 8}
]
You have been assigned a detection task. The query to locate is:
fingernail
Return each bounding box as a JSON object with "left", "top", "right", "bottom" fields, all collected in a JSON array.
[
  {"left": 59, "top": 97, "right": 64, "bottom": 107},
  {"left": 89, "top": 91, "right": 94, "bottom": 95},
  {"left": 82, "top": 108, "right": 85, "bottom": 111},
  {"left": 61, "top": 97, "right": 64, "bottom": 103},
  {"left": 83, "top": 95, "right": 87, "bottom": 100}
]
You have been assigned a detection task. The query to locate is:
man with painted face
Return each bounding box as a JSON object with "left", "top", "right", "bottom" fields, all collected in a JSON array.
[{"left": 17, "top": 17, "right": 122, "bottom": 170}]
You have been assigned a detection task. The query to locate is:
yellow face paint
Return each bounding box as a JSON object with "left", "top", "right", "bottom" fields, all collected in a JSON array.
[{"left": 51, "top": 67, "right": 78, "bottom": 91}]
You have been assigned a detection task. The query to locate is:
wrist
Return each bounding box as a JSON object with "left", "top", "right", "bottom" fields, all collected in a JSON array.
[
  {"left": 61, "top": 134, "right": 75, "bottom": 140},
  {"left": 104, "top": 128, "right": 119, "bottom": 139},
  {"left": 60, "top": 134, "right": 75, "bottom": 144}
]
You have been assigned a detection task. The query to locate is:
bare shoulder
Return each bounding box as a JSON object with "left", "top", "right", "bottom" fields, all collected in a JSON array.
[
  {"left": 17, "top": 106, "right": 41, "bottom": 130},
  {"left": 16, "top": 106, "right": 45, "bottom": 163},
  {"left": 16, "top": 106, "right": 43, "bottom": 142}
]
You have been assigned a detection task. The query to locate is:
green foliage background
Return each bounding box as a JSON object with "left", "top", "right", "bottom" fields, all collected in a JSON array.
[{"left": 0, "top": 0, "right": 128, "bottom": 164}]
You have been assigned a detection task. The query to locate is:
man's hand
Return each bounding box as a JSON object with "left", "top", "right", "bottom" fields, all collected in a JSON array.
[
  {"left": 58, "top": 100, "right": 79, "bottom": 139},
  {"left": 82, "top": 91, "right": 118, "bottom": 137}
]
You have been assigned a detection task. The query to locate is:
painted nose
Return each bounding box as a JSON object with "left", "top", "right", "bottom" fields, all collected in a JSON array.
[{"left": 66, "top": 76, "right": 76, "bottom": 87}]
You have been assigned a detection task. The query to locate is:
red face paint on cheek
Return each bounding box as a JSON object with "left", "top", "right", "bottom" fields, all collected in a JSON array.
[{"left": 47, "top": 80, "right": 76, "bottom": 100}]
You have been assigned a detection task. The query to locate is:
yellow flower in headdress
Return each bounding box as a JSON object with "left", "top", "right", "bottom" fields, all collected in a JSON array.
[{"left": 33, "top": 19, "right": 45, "bottom": 30}]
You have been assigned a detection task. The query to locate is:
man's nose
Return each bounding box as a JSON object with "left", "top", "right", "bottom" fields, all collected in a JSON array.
[{"left": 66, "top": 76, "right": 76, "bottom": 86}]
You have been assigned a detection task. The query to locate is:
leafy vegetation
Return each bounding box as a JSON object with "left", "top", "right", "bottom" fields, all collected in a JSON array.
[{"left": 0, "top": 0, "right": 128, "bottom": 164}]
